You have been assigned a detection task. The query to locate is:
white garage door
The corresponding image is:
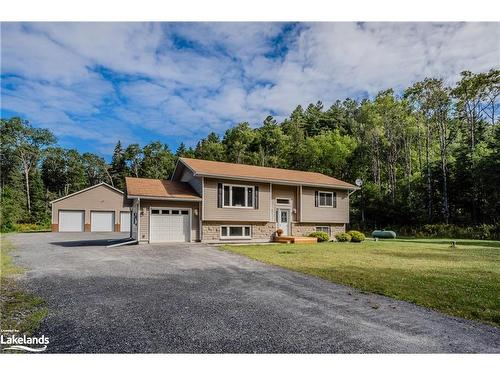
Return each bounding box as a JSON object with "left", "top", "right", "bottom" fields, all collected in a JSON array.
[
  {"left": 59, "top": 210, "right": 84, "bottom": 232},
  {"left": 150, "top": 208, "right": 190, "bottom": 242},
  {"left": 120, "top": 211, "right": 131, "bottom": 232},
  {"left": 91, "top": 211, "right": 114, "bottom": 232}
]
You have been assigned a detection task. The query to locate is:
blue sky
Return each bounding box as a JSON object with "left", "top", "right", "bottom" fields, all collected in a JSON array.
[{"left": 1, "top": 22, "right": 499, "bottom": 159}]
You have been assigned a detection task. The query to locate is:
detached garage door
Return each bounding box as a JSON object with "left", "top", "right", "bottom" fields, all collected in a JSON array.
[
  {"left": 59, "top": 210, "right": 84, "bottom": 232},
  {"left": 150, "top": 209, "right": 190, "bottom": 242},
  {"left": 91, "top": 211, "right": 114, "bottom": 232}
]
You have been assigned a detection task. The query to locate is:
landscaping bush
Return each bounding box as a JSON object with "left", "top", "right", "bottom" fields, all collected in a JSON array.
[
  {"left": 395, "top": 223, "right": 500, "bottom": 240},
  {"left": 11, "top": 222, "right": 51, "bottom": 233},
  {"left": 347, "top": 230, "right": 365, "bottom": 242},
  {"left": 335, "top": 232, "right": 352, "bottom": 242},
  {"left": 308, "top": 231, "right": 329, "bottom": 242}
]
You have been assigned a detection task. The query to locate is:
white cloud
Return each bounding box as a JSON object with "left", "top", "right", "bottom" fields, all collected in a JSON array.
[{"left": 1, "top": 22, "right": 498, "bottom": 156}]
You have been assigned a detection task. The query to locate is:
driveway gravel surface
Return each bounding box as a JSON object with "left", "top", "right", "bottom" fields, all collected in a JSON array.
[{"left": 6, "top": 232, "right": 500, "bottom": 353}]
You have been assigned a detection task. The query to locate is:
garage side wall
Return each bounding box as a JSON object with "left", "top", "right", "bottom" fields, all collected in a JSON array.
[
  {"left": 139, "top": 200, "right": 200, "bottom": 242},
  {"left": 52, "top": 185, "right": 132, "bottom": 232}
]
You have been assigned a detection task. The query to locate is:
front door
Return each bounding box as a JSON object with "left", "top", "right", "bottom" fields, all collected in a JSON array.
[{"left": 277, "top": 208, "right": 290, "bottom": 236}]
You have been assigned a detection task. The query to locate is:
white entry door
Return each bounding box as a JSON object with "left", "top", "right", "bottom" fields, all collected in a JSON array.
[
  {"left": 120, "top": 211, "right": 131, "bottom": 232},
  {"left": 59, "top": 210, "right": 84, "bottom": 232},
  {"left": 150, "top": 209, "right": 190, "bottom": 242},
  {"left": 91, "top": 211, "right": 114, "bottom": 232},
  {"left": 277, "top": 208, "right": 290, "bottom": 236}
]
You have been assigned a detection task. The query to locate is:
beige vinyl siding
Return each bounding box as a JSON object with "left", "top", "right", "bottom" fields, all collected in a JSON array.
[
  {"left": 52, "top": 185, "right": 131, "bottom": 226},
  {"left": 300, "top": 187, "right": 349, "bottom": 223},
  {"left": 202, "top": 178, "right": 271, "bottom": 222},
  {"left": 271, "top": 184, "right": 298, "bottom": 222},
  {"left": 138, "top": 200, "right": 200, "bottom": 242},
  {"left": 180, "top": 168, "right": 202, "bottom": 196}
]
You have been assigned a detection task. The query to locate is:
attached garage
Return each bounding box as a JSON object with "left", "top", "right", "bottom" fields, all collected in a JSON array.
[
  {"left": 125, "top": 177, "right": 202, "bottom": 243},
  {"left": 91, "top": 211, "right": 115, "bottom": 232},
  {"left": 150, "top": 208, "right": 191, "bottom": 242},
  {"left": 50, "top": 183, "right": 131, "bottom": 233},
  {"left": 59, "top": 210, "right": 84, "bottom": 232}
]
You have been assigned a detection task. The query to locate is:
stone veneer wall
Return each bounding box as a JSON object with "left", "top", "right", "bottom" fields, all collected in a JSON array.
[
  {"left": 291, "top": 223, "right": 345, "bottom": 239},
  {"left": 202, "top": 221, "right": 276, "bottom": 242}
]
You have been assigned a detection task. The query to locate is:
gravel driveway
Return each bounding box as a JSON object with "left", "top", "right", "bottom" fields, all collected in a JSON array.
[{"left": 7, "top": 232, "right": 500, "bottom": 353}]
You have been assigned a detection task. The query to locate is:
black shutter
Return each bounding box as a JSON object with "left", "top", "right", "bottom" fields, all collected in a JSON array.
[
  {"left": 217, "top": 183, "right": 223, "bottom": 208},
  {"left": 254, "top": 186, "right": 259, "bottom": 209},
  {"left": 315, "top": 191, "right": 319, "bottom": 207}
]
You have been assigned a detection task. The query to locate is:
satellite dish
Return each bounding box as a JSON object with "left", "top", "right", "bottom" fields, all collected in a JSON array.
[{"left": 355, "top": 178, "right": 363, "bottom": 187}]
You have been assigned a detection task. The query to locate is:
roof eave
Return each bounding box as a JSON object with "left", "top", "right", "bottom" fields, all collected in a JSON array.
[
  {"left": 127, "top": 195, "right": 202, "bottom": 202},
  {"left": 194, "top": 173, "right": 357, "bottom": 190}
]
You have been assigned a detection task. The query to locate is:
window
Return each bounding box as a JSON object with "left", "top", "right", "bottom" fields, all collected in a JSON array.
[
  {"left": 316, "top": 226, "right": 331, "bottom": 236},
  {"left": 161, "top": 210, "right": 170, "bottom": 214},
  {"left": 171, "top": 210, "right": 179, "bottom": 214},
  {"left": 151, "top": 209, "right": 160, "bottom": 214},
  {"left": 181, "top": 210, "right": 189, "bottom": 215},
  {"left": 319, "top": 191, "right": 336, "bottom": 207},
  {"left": 220, "top": 225, "right": 251, "bottom": 239},
  {"left": 276, "top": 198, "right": 290, "bottom": 205},
  {"left": 222, "top": 184, "right": 254, "bottom": 208}
]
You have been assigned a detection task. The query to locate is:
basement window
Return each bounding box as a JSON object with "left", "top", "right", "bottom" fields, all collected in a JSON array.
[
  {"left": 316, "top": 226, "right": 331, "bottom": 236},
  {"left": 220, "top": 225, "right": 251, "bottom": 239}
]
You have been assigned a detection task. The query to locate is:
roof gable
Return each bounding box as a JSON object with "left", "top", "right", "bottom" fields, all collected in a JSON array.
[{"left": 49, "top": 182, "right": 123, "bottom": 204}]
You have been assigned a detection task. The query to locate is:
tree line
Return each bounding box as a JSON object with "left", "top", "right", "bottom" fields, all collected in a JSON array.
[{"left": 1, "top": 69, "right": 498, "bottom": 232}]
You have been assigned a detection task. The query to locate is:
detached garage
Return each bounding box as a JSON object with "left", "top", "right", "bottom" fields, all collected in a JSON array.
[{"left": 51, "top": 183, "right": 132, "bottom": 233}]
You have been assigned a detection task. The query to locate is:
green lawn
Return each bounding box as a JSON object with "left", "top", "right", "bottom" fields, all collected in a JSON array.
[
  {"left": 0, "top": 235, "right": 47, "bottom": 336},
  {"left": 222, "top": 238, "right": 500, "bottom": 327}
]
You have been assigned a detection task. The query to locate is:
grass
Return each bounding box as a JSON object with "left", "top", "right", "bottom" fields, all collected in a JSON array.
[
  {"left": 0, "top": 235, "right": 47, "bottom": 336},
  {"left": 222, "top": 238, "right": 500, "bottom": 327}
]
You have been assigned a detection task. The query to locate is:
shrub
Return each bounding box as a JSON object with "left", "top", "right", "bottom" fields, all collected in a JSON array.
[
  {"left": 335, "top": 232, "right": 352, "bottom": 242},
  {"left": 395, "top": 223, "right": 500, "bottom": 240},
  {"left": 347, "top": 230, "right": 365, "bottom": 242},
  {"left": 308, "top": 231, "right": 329, "bottom": 242}
]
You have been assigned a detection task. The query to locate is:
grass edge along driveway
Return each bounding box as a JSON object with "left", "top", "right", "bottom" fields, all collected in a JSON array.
[
  {"left": 222, "top": 239, "right": 500, "bottom": 327},
  {"left": 0, "top": 235, "right": 47, "bottom": 337}
]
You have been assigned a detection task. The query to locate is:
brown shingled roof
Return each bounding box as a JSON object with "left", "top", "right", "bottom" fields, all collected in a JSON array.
[
  {"left": 125, "top": 177, "right": 201, "bottom": 200},
  {"left": 179, "top": 158, "right": 357, "bottom": 189}
]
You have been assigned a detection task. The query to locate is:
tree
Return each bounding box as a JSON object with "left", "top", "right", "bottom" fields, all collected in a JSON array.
[
  {"left": 110, "top": 141, "right": 127, "bottom": 190},
  {"left": 82, "top": 152, "right": 112, "bottom": 186},
  {"left": 253, "top": 116, "right": 285, "bottom": 167},
  {"left": 194, "top": 133, "right": 225, "bottom": 161},
  {"left": 0, "top": 118, "right": 55, "bottom": 216},
  {"left": 451, "top": 70, "right": 499, "bottom": 223},
  {"left": 303, "top": 130, "right": 357, "bottom": 179},
  {"left": 281, "top": 105, "right": 307, "bottom": 170},
  {"left": 124, "top": 143, "right": 143, "bottom": 178},
  {"left": 175, "top": 142, "right": 195, "bottom": 158},
  {"left": 223, "top": 122, "right": 255, "bottom": 164},
  {"left": 140, "top": 142, "right": 175, "bottom": 179}
]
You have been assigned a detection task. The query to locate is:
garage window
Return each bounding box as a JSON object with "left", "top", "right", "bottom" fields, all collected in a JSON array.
[
  {"left": 152, "top": 209, "right": 160, "bottom": 214},
  {"left": 220, "top": 225, "right": 251, "bottom": 239}
]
